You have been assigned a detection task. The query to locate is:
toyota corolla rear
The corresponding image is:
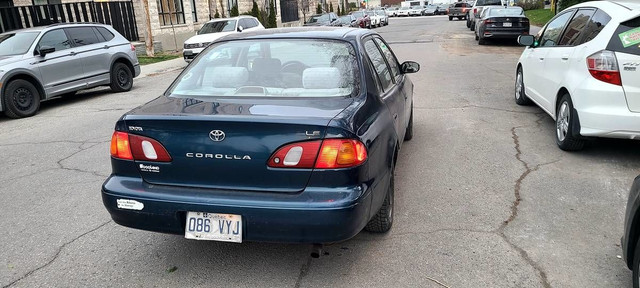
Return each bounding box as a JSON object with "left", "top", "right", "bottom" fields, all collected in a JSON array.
[
  {"left": 572, "top": 12, "right": 640, "bottom": 139},
  {"left": 102, "top": 37, "right": 374, "bottom": 243}
]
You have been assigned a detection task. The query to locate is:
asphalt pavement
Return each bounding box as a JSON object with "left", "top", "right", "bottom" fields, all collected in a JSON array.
[{"left": 1, "top": 15, "right": 638, "bottom": 288}]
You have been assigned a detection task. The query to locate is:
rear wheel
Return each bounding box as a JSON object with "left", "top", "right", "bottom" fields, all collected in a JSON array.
[
  {"left": 2, "top": 79, "right": 40, "bottom": 119},
  {"left": 449, "top": 16, "right": 453, "bottom": 21},
  {"left": 471, "top": 23, "right": 475, "bottom": 31},
  {"left": 110, "top": 62, "right": 133, "bottom": 92},
  {"left": 478, "top": 35, "right": 486, "bottom": 45},
  {"left": 475, "top": 32, "right": 479, "bottom": 40},
  {"left": 364, "top": 166, "right": 394, "bottom": 233},
  {"left": 466, "top": 17, "right": 471, "bottom": 28},
  {"left": 633, "top": 237, "right": 640, "bottom": 288},
  {"left": 404, "top": 106, "right": 413, "bottom": 141},
  {"left": 514, "top": 67, "right": 532, "bottom": 105},
  {"left": 555, "top": 94, "right": 585, "bottom": 151},
  {"left": 457, "top": 16, "right": 462, "bottom": 20}
]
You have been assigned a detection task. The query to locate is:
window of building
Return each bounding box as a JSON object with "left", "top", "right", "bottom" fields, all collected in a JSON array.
[
  {"left": 157, "top": 0, "right": 185, "bottom": 25},
  {"left": 191, "top": 0, "right": 197, "bottom": 22}
]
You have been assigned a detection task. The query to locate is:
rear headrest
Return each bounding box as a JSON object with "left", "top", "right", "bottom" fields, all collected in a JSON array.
[
  {"left": 303, "top": 67, "right": 341, "bottom": 89},
  {"left": 252, "top": 58, "right": 282, "bottom": 74},
  {"left": 210, "top": 67, "right": 248, "bottom": 88}
]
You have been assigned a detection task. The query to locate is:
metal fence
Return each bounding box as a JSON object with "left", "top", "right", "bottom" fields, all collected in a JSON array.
[
  {"left": 0, "top": 1, "right": 139, "bottom": 41},
  {"left": 279, "top": 0, "right": 299, "bottom": 23}
]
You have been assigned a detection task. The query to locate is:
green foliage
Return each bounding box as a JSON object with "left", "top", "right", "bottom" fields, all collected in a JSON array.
[
  {"left": 337, "top": 4, "right": 341, "bottom": 16},
  {"left": 558, "top": 0, "right": 591, "bottom": 11},
  {"left": 329, "top": 2, "right": 334, "bottom": 12},
  {"left": 268, "top": 0, "right": 277, "bottom": 28},
  {"left": 516, "top": 0, "right": 544, "bottom": 10},
  {"left": 251, "top": 1, "right": 261, "bottom": 19},
  {"left": 316, "top": 3, "right": 322, "bottom": 14},
  {"left": 348, "top": 2, "right": 357, "bottom": 9},
  {"left": 230, "top": 4, "right": 239, "bottom": 17},
  {"left": 341, "top": 1, "right": 346, "bottom": 15},
  {"left": 524, "top": 8, "right": 554, "bottom": 26},
  {"left": 214, "top": 11, "right": 220, "bottom": 18}
]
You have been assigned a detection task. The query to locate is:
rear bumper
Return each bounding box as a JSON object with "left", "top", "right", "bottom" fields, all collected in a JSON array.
[
  {"left": 133, "top": 64, "right": 141, "bottom": 78},
  {"left": 102, "top": 176, "right": 373, "bottom": 243},
  {"left": 183, "top": 48, "right": 204, "bottom": 62},
  {"left": 482, "top": 28, "right": 529, "bottom": 39}
]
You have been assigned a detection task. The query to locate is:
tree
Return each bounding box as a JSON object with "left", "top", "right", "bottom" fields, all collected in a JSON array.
[
  {"left": 251, "top": 0, "right": 262, "bottom": 20},
  {"left": 341, "top": 0, "right": 346, "bottom": 15},
  {"left": 337, "top": 4, "right": 341, "bottom": 15},
  {"left": 230, "top": 4, "right": 239, "bottom": 16},
  {"left": 268, "top": 0, "right": 277, "bottom": 28},
  {"left": 558, "top": 0, "right": 590, "bottom": 11},
  {"left": 214, "top": 11, "right": 220, "bottom": 18},
  {"left": 316, "top": 3, "right": 322, "bottom": 14},
  {"left": 329, "top": 2, "right": 333, "bottom": 12}
]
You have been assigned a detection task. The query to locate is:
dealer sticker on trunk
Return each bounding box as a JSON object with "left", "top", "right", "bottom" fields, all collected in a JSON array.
[{"left": 619, "top": 27, "right": 640, "bottom": 48}]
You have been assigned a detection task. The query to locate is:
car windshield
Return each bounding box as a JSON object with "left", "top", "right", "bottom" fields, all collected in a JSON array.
[
  {"left": 489, "top": 7, "right": 523, "bottom": 16},
  {"left": 400, "top": 7, "right": 410, "bottom": 10},
  {"left": 0, "top": 32, "right": 38, "bottom": 56},
  {"left": 476, "top": 0, "right": 502, "bottom": 5},
  {"left": 169, "top": 39, "right": 358, "bottom": 98},
  {"left": 308, "top": 14, "right": 329, "bottom": 23},
  {"left": 198, "top": 20, "right": 237, "bottom": 34},
  {"left": 352, "top": 11, "right": 364, "bottom": 17},
  {"left": 339, "top": 15, "right": 353, "bottom": 24},
  {"left": 376, "top": 10, "right": 385, "bottom": 15}
]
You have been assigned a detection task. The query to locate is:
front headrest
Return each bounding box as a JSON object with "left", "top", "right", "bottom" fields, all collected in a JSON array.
[
  {"left": 210, "top": 67, "right": 248, "bottom": 88},
  {"left": 303, "top": 67, "right": 341, "bottom": 89}
]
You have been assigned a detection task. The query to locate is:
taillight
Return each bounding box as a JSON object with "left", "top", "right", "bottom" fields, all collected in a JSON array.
[
  {"left": 110, "top": 131, "right": 172, "bottom": 162},
  {"left": 461, "top": 8, "right": 466, "bottom": 12},
  {"left": 586, "top": 50, "right": 622, "bottom": 86},
  {"left": 519, "top": 19, "right": 529, "bottom": 23},
  {"left": 267, "top": 139, "right": 367, "bottom": 169},
  {"left": 484, "top": 19, "right": 494, "bottom": 24},
  {"left": 474, "top": 8, "right": 477, "bottom": 14},
  {"left": 130, "top": 44, "right": 136, "bottom": 51}
]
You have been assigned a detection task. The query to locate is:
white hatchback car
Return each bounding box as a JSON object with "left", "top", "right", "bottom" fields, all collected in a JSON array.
[
  {"left": 515, "top": 1, "right": 640, "bottom": 151},
  {"left": 183, "top": 16, "right": 264, "bottom": 62}
]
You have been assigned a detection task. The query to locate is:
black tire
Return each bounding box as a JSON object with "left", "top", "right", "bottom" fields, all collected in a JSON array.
[
  {"left": 478, "top": 35, "right": 486, "bottom": 45},
  {"left": 2, "top": 79, "right": 41, "bottom": 119},
  {"left": 555, "top": 94, "right": 585, "bottom": 151},
  {"left": 475, "top": 32, "right": 479, "bottom": 41},
  {"left": 466, "top": 17, "right": 471, "bottom": 28},
  {"left": 457, "top": 17, "right": 462, "bottom": 20},
  {"left": 515, "top": 67, "right": 532, "bottom": 105},
  {"left": 448, "top": 16, "right": 453, "bottom": 21},
  {"left": 463, "top": 15, "right": 467, "bottom": 20},
  {"left": 364, "top": 166, "right": 394, "bottom": 233},
  {"left": 633, "top": 237, "right": 640, "bottom": 288},
  {"left": 471, "top": 23, "right": 475, "bottom": 31},
  {"left": 404, "top": 105, "right": 413, "bottom": 141},
  {"left": 110, "top": 62, "right": 133, "bottom": 92}
]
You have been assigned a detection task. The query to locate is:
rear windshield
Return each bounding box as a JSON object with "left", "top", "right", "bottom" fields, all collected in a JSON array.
[
  {"left": 352, "top": 11, "right": 364, "bottom": 17},
  {"left": 489, "top": 7, "right": 523, "bottom": 16},
  {"left": 476, "top": 0, "right": 502, "bottom": 5},
  {"left": 607, "top": 16, "right": 640, "bottom": 56},
  {"left": 0, "top": 32, "right": 38, "bottom": 56},
  {"left": 169, "top": 39, "right": 358, "bottom": 98},
  {"left": 308, "top": 14, "right": 329, "bottom": 23},
  {"left": 198, "top": 20, "right": 236, "bottom": 34}
]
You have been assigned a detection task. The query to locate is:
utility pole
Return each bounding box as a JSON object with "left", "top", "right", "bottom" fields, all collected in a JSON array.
[{"left": 141, "top": 0, "right": 155, "bottom": 57}]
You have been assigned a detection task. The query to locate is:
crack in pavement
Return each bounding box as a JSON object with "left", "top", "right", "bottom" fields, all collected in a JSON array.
[
  {"left": 414, "top": 105, "right": 539, "bottom": 114},
  {"left": 56, "top": 141, "right": 110, "bottom": 178},
  {"left": 292, "top": 256, "right": 312, "bottom": 288},
  {"left": 0, "top": 140, "right": 103, "bottom": 148},
  {"left": 2, "top": 220, "right": 112, "bottom": 288}
]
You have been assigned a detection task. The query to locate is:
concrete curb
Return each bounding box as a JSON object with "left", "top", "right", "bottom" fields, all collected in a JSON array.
[{"left": 138, "top": 57, "right": 187, "bottom": 78}]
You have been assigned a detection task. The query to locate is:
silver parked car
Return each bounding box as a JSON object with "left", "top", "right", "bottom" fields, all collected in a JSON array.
[{"left": 0, "top": 23, "right": 140, "bottom": 118}]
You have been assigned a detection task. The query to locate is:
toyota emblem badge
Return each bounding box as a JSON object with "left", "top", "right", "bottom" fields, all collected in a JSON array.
[{"left": 209, "top": 130, "right": 225, "bottom": 142}]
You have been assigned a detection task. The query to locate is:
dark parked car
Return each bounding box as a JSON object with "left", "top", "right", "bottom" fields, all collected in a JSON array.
[
  {"left": 351, "top": 11, "right": 372, "bottom": 28},
  {"left": 102, "top": 28, "right": 420, "bottom": 245},
  {"left": 338, "top": 14, "right": 359, "bottom": 27},
  {"left": 436, "top": 4, "right": 448, "bottom": 15},
  {"left": 304, "top": 13, "right": 340, "bottom": 26},
  {"left": 475, "top": 6, "right": 529, "bottom": 45},
  {"left": 623, "top": 176, "right": 640, "bottom": 288}
]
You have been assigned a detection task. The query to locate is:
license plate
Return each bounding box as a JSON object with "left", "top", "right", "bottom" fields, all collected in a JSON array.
[
  {"left": 503, "top": 22, "right": 512, "bottom": 27},
  {"left": 185, "top": 212, "right": 242, "bottom": 243}
]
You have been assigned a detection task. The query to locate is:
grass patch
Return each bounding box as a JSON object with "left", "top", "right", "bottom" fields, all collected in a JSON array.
[
  {"left": 137, "top": 53, "right": 181, "bottom": 65},
  {"left": 525, "top": 9, "right": 554, "bottom": 27}
]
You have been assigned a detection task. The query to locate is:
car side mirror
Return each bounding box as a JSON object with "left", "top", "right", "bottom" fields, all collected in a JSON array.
[
  {"left": 518, "top": 35, "right": 535, "bottom": 47},
  {"left": 237, "top": 26, "right": 244, "bottom": 32},
  {"left": 400, "top": 61, "right": 420, "bottom": 74},
  {"left": 37, "top": 45, "right": 55, "bottom": 57}
]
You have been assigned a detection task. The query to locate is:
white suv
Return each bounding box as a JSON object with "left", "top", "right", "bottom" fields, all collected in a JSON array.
[
  {"left": 183, "top": 16, "right": 264, "bottom": 62},
  {"left": 515, "top": 1, "right": 640, "bottom": 151}
]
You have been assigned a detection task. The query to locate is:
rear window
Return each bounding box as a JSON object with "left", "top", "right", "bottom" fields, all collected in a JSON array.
[
  {"left": 607, "top": 16, "right": 640, "bottom": 56},
  {"left": 488, "top": 7, "right": 523, "bottom": 16},
  {"left": 169, "top": 39, "right": 358, "bottom": 98},
  {"left": 454, "top": 3, "right": 466, "bottom": 7},
  {"left": 476, "top": 0, "right": 502, "bottom": 6},
  {"left": 580, "top": 9, "right": 611, "bottom": 44}
]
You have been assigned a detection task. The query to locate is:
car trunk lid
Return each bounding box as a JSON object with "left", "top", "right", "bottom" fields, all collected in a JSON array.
[
  {"left": 607, "top": 15, "right": 640, "bottom": 112},
  {"left": 123, "top": 96, "right": 352, "bottom": 192}
]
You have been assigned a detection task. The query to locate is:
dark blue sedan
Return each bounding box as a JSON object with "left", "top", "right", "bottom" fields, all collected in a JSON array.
[{"left": 102, "top": 27, "right": 419, "bottom": 244}]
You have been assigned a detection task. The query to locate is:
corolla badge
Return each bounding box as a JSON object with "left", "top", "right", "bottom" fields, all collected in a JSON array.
[{"left": 209, "top": 130, "right": 225, "bottom": 142}]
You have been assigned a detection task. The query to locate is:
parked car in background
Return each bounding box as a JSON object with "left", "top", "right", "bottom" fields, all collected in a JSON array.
[
  {"left": 184, "top": 16, "right": 264, "bottom": 62},
  {"left": 338, "top": 14, "right": 359, "bottom": 27},
  {"left": 475, "top": 6, "right": 529, "bottom": 45},
  {"left": 468, "top": 0, "right": 504, "bottom": 30},
  {"left": 376, "top": 10, "right": 389, "bottom": 26},
  {"left": 409, "top": 6, "right": 423, "bottom": 16},
  {"left": 0, "top": 23, "right": 140, "bottom": 118},
  {"left": 422, "top": 5, "right": 437, "bottom": 16},
  {"left": 351, "top": 11, "right": 372, "bottom": 28},
  {"left": 448, "top": 2, "right": 472, "bottom": 20},
  {"left": 515, "top": 1, "right": 640, "bottom": 151},
  {"left": 396, "top": 6, "right": 411, "bottom": 16},
  {"left": 366, "top": 10, "right": 382, "bottom": 27},
  {"left": 386, "top": 7, "right": 399, "bottom": 16},
  {"left": 102, "top": 27, "right": 421, "bottom": 245},
  {"left": 304, "top": 13, "right": 340, "bottom": 26},
  {"left": 436, "top": 4, "right": 449, "bottom": 15},
  {"left": 624, "top": 175, "right": 640, "bottom": 288}
]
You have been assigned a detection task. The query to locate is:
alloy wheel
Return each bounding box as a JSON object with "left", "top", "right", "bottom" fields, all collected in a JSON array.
[
  {"left": 515, "top": 71, "right": 523, "bottom": 100},
  {"left": 556, "top": 102, "right": 570, "bottom": 142}
]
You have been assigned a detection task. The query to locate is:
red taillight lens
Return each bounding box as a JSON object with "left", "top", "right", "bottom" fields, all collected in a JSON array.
[
  {"left": 484, "top": 19, "right": 494, "bottom": 24},
  {"left": 474, "top": 8, "right": 477, "bottom": 14},
  {"left": 586, "top": 50, "right": 622, "bottom": 86},
  {"left": 110, "top": 131, "right": 172, "bottom": 162},
  {"left": 315, "top": 139, "right": 367, "bottom": 169},
  {"left": 461, "top": 8, "right": 466, "bottom": 12},
  {"left": 267, "top": 139, "right": 367, "bottom": 169},
  {"left": 130, "top": 44, "right": 136, "bottom": 51},
  {"left": 111, "top": 131, "right": 133, "bottom": 160}
]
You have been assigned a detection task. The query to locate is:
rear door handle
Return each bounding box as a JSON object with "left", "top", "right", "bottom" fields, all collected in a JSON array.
[
  {"left": 69, "top": 51, "right": 77, "bottom": 56},
  {"left": 394, "top": 114, "right": 398, "bottom": 120},
  {"left": 539, "top": 57, "right": 544, "bottom": 61},
  {"left": 103, "top": 45, "right": 109, "bottom": 49},
  {"left": 561, "top": 55, "right": 569, "bottom": 60}
]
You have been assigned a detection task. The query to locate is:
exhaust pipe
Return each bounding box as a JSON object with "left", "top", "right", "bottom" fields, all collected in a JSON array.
[{"left": 310, "top": 243, "right": 323, "bottom": 258}]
